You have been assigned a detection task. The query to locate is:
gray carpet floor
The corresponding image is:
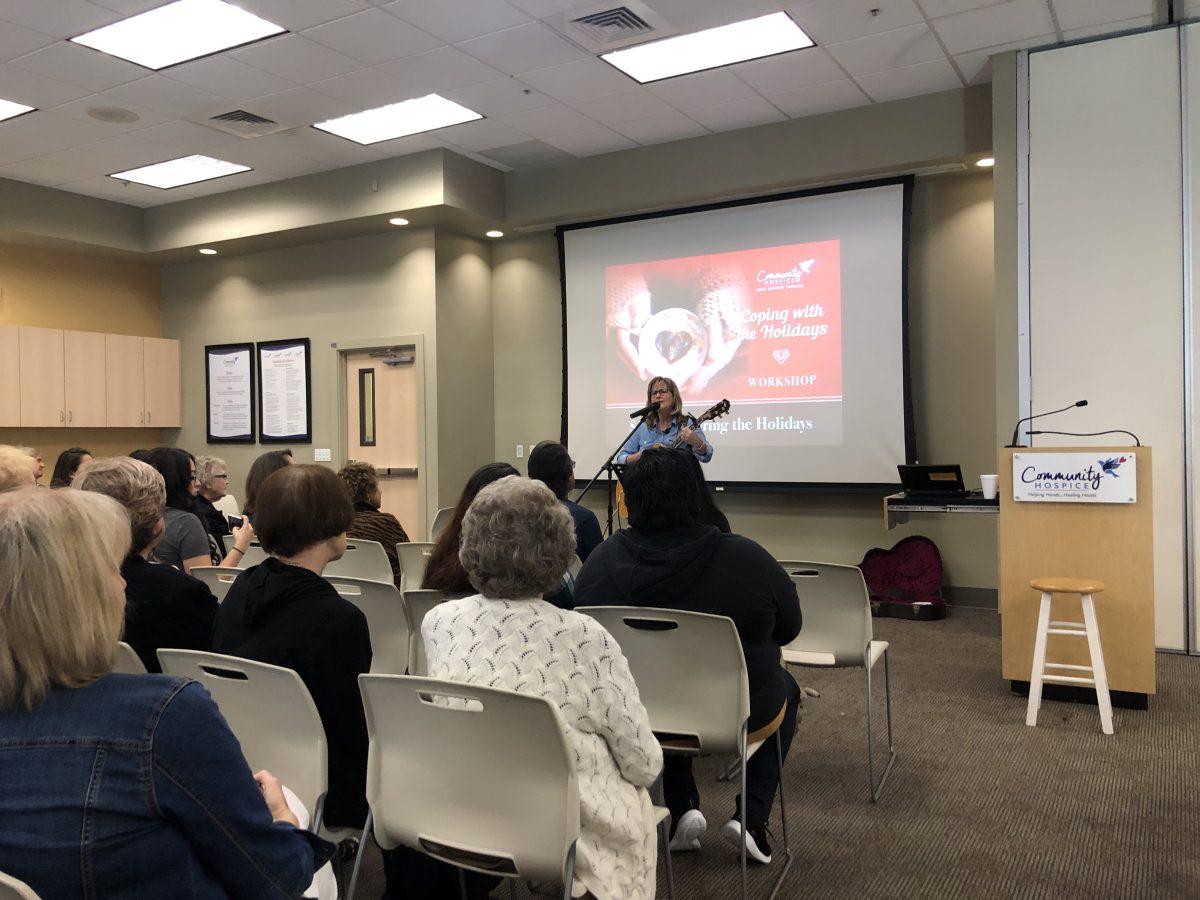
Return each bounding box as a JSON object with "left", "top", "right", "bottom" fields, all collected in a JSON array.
[{"left": 352, "top": 608, "right": 1200, "bottom": 898}]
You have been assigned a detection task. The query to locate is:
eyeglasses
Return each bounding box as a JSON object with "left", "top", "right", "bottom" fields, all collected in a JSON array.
[
  {"left": 213, "top": 473, "right": 229, "bottom": 480},
  {"left": 651, "top": 388, "right": 670, "bottom": 396}
]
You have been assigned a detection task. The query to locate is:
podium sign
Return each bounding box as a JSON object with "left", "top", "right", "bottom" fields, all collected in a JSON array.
[{"left": 1012, "top": 451, "right": 1137, "bottom": 503}]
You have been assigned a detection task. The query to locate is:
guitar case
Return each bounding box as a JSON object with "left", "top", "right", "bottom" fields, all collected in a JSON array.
[{"left": 857, "top": 535, "right": 946, "bottom": 621}]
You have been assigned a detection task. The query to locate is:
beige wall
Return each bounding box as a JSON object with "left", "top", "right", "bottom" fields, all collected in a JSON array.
[
  {"left": 0, "top": 240, "right": 167, "bottom": 470},
  {"left": 492, "top": 173, "right": 998, "bottom": 591}
]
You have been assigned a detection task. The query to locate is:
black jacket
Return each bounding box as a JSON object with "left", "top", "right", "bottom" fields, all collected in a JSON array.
[
  {"left": 574, "top": 524, "right": 801, "bottom": 730},
  {"left": 121, "top": 555, "right": 218, "bottom": 673},
  {"left": 195, "top": 495, "right": 232, "bottom": 558},
  {"left": 213, "top": 557, "right": 373, "bottom": 828}
]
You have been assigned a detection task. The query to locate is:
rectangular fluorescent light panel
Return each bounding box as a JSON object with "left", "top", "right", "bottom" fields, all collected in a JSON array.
[
  {"left": 601, "top": 11, "right": 814, "bottom": 83},
  {"left": 313, "top": 94, "right": 482, "bottom": 145},
  {"left": 110, "top": 154, "right": 250, "bottom": 189},
  {"left": 71, "top": 0, "right": 285, "bottom": 70},
  {"left": 0, "top": 99, "right": 35, "bottom": 123}
]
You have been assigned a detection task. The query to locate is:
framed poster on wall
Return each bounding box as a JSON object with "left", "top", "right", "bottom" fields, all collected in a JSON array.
[
  {"left": 257, "top": 337, "right": 312, "bottom": 443},
  {"left": 205, "top": 342, "right": 255, "bottom": 443}
]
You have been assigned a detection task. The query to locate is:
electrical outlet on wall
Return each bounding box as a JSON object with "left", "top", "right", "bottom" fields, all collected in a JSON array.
[
  {"left": 515, "top": 444, "right": 524, "bottom": 458},
  {"left": 314, "top": 448, "right": 332, "bottom": 462}
]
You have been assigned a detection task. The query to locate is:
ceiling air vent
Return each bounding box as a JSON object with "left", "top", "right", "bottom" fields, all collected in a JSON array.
[
  {"left": 202, "top": 109, "right": 289, "bottom": 139},
  {"left": 571, "top": 7, "right": 653, "bottom": 44},
  {"left": 545, "top": 1, "right": 675, "bottom": 53}
]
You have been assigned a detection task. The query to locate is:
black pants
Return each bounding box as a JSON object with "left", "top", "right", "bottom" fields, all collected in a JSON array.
[{"left": 664, "top": 669, "right": 801, "bottom": 828}]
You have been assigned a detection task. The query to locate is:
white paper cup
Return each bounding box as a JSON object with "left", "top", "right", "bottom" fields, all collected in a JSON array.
[{"left": 980, "top": 474, "right": 998, "bottom": 500}]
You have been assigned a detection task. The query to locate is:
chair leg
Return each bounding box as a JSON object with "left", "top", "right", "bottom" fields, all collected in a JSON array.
[
  {"left": 346, "top": 810, "right": 372, "bottom": 900},
  {"left": 740, "top": 726, "right": 749, "bottom": 900},
  {"left": 562, "top": 841, "right": 578, "bottom": 900},
  {"left": 457, "top": 867, "right": 468, "bottom": 900},
  {"left": 1026, "top": 592, "right": 1052, "bottom": 727},
  {"left": 1081, "top": 593, "right": 1114, "bottom": 735},
  {"left": 867, "top": 649, "right": 898, "bottom": 803},
  {"left": 716, "top": 754, "right": 742, "bottom": 782},
  {"left": 659, "top": 806, "right": 676, "bottom": 899},
  {"left": 765, "top": 729, "right": 794, "bottom": 900}
]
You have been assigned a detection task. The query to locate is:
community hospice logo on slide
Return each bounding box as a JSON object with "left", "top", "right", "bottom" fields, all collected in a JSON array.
[{"left": 1012, "top": 453, "right": 1137, "bottom": 504}]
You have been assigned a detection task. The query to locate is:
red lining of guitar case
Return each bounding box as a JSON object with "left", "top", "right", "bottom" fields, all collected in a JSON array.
[{"left": 857, "top": 535, "right": 946, "bottom": 620}]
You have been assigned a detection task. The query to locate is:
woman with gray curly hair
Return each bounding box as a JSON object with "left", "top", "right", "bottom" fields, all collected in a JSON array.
[{"left": 422, "top": 476, "right": 663, "bottom": 900}]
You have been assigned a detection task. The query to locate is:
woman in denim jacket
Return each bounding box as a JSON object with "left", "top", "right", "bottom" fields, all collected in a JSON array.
[{"left": 0, "top": 488, "right": 333, "bottom": 898}]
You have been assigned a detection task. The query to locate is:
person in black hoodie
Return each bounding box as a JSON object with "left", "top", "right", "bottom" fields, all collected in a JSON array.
[
  {"left": 213, "top": 463, "right": 372, "bottom": 831},
  {"left": 574, "top": 447, "right": 801, "bottom": 867}
]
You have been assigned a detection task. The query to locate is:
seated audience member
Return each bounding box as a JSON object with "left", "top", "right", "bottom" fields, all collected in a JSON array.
[
  {"left": 0, "top": 487, "right": 332, "bottom": 898},
  {"left": 422, "top": 462, "right": 518, "bottom": 594},
  {"left": 194, "top": 454, "right": 233, "bottom": 553},
  {"left": 0, "top": 445, "right": 37, "bottom": 492},
  {"left": 243, "top": 449, "right": 293, "bottom": 522},
  {"left": 213, "top": 464, "right": 372, "bottom": 831},
  {"left": 19, "top": 447, "right": 45, "bottom": 486},
  {"left": 49, "top": 447, "right": 92, "bottom": 489},
  {"left": 574, "top": 448, "right": 802, "bottom": 866},
  {"left": 337, "top": 461, "right": 410, "bottom": 587},
  {"left": 686, "top": 451, "right": 731, "bottom": 533},
  {"left": 145, "top": 448, "right": 252, "bottom": 571},
  {"left": 423, "top": 476, "right": 662, "bottom": 900},
  {"left": 74, "top": 457, "right": 218, "bottom": 673},
  {"left": 527, "top": 439, "right": 604, "bottom": 562}
]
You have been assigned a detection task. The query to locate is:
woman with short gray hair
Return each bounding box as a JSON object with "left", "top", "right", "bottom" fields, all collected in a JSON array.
[{"left": 422, "top": 476, "right": 663, "bottom": 900}]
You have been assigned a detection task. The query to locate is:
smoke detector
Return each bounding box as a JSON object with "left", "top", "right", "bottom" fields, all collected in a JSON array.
[{"left": 87, "top": 106, "right": 140, "bottom": 124}]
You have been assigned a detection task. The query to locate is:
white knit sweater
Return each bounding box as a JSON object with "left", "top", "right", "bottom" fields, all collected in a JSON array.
[{"left": 422, "top": 595, "right": 663, "bottom": 900}]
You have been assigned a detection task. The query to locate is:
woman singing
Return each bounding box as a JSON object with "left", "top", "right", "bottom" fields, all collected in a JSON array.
[{"left": 616, "top": 376, "right": 713, "bottom": 465}]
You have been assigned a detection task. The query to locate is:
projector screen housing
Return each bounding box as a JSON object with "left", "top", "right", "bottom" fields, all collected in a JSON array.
[{"left": 558, "top": 177, "right": 916, "bottom": 493}]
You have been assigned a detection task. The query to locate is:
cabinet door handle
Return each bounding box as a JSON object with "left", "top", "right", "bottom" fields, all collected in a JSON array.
[
  {"left": 139, "top": 412, "right": 144, "bottom": 425},
  {"left": 59, "top": 410, "right": 64, "bottom": 423},
  {"left": 147, "top": 410, "right": 151, "bottom": 424},
  {"left": 67, "top": 410, "right": 72, "bottom": 423}
]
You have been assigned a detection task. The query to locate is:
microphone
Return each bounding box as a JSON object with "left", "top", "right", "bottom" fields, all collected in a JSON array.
[
  {"left": 628, "top": 402, "right": 658, "bottom": 419},
  {"left": 1008, "top": 399, "right": 1087, "bottom": 447}
]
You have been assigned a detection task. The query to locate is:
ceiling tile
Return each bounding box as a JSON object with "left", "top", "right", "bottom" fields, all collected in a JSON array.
[
  {"left": 920, "top": 0, "right": 1012, "bottom": 14},
  {"left": 570, "top": 88, "right": 679, "bottom": 127},
  {"left": 952, "top": 33, "right": 1056, "bottom": 85},
  {"left": 235, "top": 0, "right": 372, "bottom": 31},
  {"left": 857, "top": 57, "right": 963, "bottom": 102},
  {"left": 478, "top": 138, "right": 572, "bottom": 167},
  {"left": 788, "top": 0, "right": 923, "bottom": 45},
  {"left": 37, "top": 132, "right": 181, "bottom": 177},
  {"left": 825, "top": 23, "right": 944, "bottom": 76},
  {"left": 207, "top": 135, "right": 330, "bottom": 177},
  {"left": 733, "top": 47, "right": 847, "bottom": 94},
  {"left": 435, "top": 117, "right": 533, "bottom": 151},
  {"left": 0, "top": 156, "right": 95, "bottom": 186},
  {"left": 247, "top": 87, "right": 357, "bottom": 126},
  {"left": 89, "top": 0, "right": 165, "bottom": 13},
  {"left": 932, "top": 0, "right": 1056, "bottom": 55},
  {"left": 10, "top": 41, "right": 148, "bottom": 91},
  {"left": 374, "top": 47, "right": 504, "bottom": 96},
  {"left": 361, "top": 132, "right": 444, "bottom": 159},
  {"left": 688, "top": 96, "right": 787, "bottom": 132},
  {"left": 502, "top": 103, "right": 599, "bottom": 138},
  {"left": 303, "top": 9, "right": 442, "bottom": 65},
  {"left": 386, "top": 0, "right": 528, "bottom": 44},
  {"left": 505, "top": 0, "right": 596, "bottom": 16},
  {"left": 646, "top": 69, "right": 759, "bottom": 109},
  {"left": 277, "top": 126, "right": 389, "bottom": 165},
  {"left": 130, "top": 119, "right": 247, "bottom": 155},
  {"left": 0, "top": 111, "right": 116, "bottom": 164},
  {"left": 1052, "top": 0, "right": 1155, "bottom": 30},
  {"left": 0, "top": 21, "right": 56, "bottom": 63},
  {"left": 445, "top": 78, "right": 558, "bottom": 117},
  {"left": 49, "top": 92, "right": 171, "bottom": 133},
  {"left": 1061, "top": 15, "right": 1155, "bottom": 41},
  {"left": 612, "top": 110, "right": 707, "bottom": 145},
  {"left": 543, "top": 125, "right": 636, "bottom": 157},
  {"left": 104, "top": 75, "right": 226, "bottom": 117},
  {"left": 232, "top": 35, "right": 366, "bottom": 84},
  {"left": 59, "top": 175, "right": 163, "bottom": 206},
  {"left": 643, "top": 0, "right": 783, "bottom": 32},
  {"left": 766, "top": 78, "right": 871, "bottom": 118},
  {"left": 456, "top": 22, "right": 586, "bottom": 76},
  {"left": 0, "top": 0, "right": 121, "bottom": 38},
  {"left": 309, "top": 67, "right": 417, "bottom": 107},
  {"left": 516, "top": 57, "right": 637, "bottom": 103},
  {"left": 0, "top": 62, "right": 91, "bottom": 107},
  {"left": 165, "top": 57, "right": 296, "bottom": 103}
]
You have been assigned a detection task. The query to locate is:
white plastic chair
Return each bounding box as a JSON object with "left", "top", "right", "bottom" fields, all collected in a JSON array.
[
  {"left": 580, "top": 607, "right": 790, "bottom": 900},
  {"left": 112, "top": 641, "right": 147, "bottom": 674},
  {"left": 222, "top": 535, "right": 269, "bottom": 568},
  {"left": 324, "top": 575, "right": 411, "bottom": 675},
  {"left": 189, "top": 566, "right": 241, "bottom": 603},
  {"left": 428, "top": 506, "right": 453, "bottom": 542},
  {"left": 780, "top": 562, "right": 896, "bottom": 802},
  {"left": 395, "top": 542, "right": 434, "bottom": 593},
  {"left": 0, "top": 871, "right": 40, "bottom": 899},
  {"left": 400, "top": 589, "right": 446, "bottom": 676},
  {"left": 325, "top": 539, "right": 392, "bottom": 584},
  {"left": 213, "top": 494, "right": 241, "bottom": 520},
  {"left": 156, "top": 650, "right": 330, "bottom": 830}
]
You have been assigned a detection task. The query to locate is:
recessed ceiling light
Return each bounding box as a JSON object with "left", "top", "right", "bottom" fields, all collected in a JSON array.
[
  {"left": 198, "top": 248, "right": 217, "bottom": 255},
  {"left": 389, "top": 217, "right": 410, "bottom": 226},
  {"left": 601, "top": 12, "right": 814, "bottom": 84},
  {"left": 110, "top": 154, "right": 251, "bottom": 189},
  {"left": 313, "top": 94, "right": 482, "bottom": 145},
  {"left": 486, "top": 230, "right": 504, "bottom": 238},
  {"left": 0, "top": 98, "right": 36, "bottom": 123},
  {"left": 976, "top": 157, "right": 995, "bottom": 168},
  {"left": 71, "top": 0, "right": 285, "bottom": 71}
]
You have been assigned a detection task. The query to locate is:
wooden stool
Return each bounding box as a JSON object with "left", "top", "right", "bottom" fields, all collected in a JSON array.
[{"left": 1026, "top": 577, "right": 1113, "bottom": 734}]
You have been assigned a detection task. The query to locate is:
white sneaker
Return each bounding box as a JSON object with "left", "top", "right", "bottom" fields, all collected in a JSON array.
[
  {"left": 668, "top": 809, "right": 706, "bottom": 852},
  {"left": 721, "top": 818, "right": 773, "bottom": 865}
]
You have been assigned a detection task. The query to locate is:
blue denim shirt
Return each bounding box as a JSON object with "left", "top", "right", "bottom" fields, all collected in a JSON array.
[
  {"left": 0, "top": 673, "right": 333, "bottom": 899},
  {"left": 615, "top": 419, "right": 714, "bottom": 464}
]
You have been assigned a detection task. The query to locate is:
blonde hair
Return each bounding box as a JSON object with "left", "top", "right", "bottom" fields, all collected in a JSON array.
[
  {"left": 0, "top": 445, "right": 37, "bottom": 492},
  {"left": 74, "top": 457, "right": 166, "bottom": 556},
  {"left": 646, "top": 376, "right": 683, "bottom": 419},
  {"left": 0, "top": 489, "right": 130, "bottom": 710}
]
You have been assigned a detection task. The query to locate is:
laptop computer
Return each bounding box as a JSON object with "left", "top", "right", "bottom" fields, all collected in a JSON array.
[{"left": 897, "top": 464, "right": 974, "bottom": 500}]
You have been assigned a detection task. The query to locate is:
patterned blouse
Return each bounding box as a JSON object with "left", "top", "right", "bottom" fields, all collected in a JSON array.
[{"left": 347, "top": 503, "right": 409, "bottom": 588}]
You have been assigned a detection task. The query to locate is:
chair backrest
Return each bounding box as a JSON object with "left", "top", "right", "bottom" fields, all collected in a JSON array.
[
  {"left": 324, "top": 575, "right": 410, "bottom": 674},
  {"left": 324, "top": 539, "right": 392, "bottom": 583},
  {"left": 222, "top": 535, "right": 270, "bottom": 568},
  {"left": 359, "top": 675, "right": 579, "bottom": 883},
  {"left": 156, "top": 650, "right": 328, "bottom": 817},
  {"left": 401, "top": 589, "right": 446, "bottom": 676},
  {"left": 428, "top": 506, "right": 454, "bottom": 542},
  {"left": 213, "top": 493, "right": 241, "bottom": 519},
  {"left": 0, "top": 871, "right": 40, "bottom": 900},
  {"left": 396, "top": 542, "right": 435, "bottom": 592},
  {"left": 580, "top": 607, "right": 748, "bottom": 755},
  {"left": 112, "top": 641, "right": 146, "bottom": 674},
  {"left": 189, "top": 566, "right": 241, "bottom": 603},
  {"left": 780, "top": 562, "right": 873, "bottom": 667}
]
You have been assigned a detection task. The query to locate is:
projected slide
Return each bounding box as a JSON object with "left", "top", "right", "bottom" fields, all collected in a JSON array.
[{"left": 604, "top": 240, "right": 843, "bottom": 446}]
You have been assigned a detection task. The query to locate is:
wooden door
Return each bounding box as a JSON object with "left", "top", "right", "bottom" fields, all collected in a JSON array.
[
  {"left": 0, "top": 325, "right": 18, "bottom": 426},
  {"left": 19, "top": 326, "right": 65, "bottom": 427},
  {"left": 64, "top": 330, "right": 107, "bottom": 427},
  {"left": 106, "top": 334, "right": 145, "bottom": 427},
  {"left": 143, "top": 338, "right": 181, "bottom": 427}
]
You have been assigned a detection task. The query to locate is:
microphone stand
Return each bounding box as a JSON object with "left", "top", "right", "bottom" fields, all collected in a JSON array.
[{"left": 575, "top": 425, "right": 643, "bottom": 537}]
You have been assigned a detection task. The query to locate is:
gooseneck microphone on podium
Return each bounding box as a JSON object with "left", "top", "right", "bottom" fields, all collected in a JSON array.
[{"left": 1007, "top": 399, "right": 1088, "bottom": 448}]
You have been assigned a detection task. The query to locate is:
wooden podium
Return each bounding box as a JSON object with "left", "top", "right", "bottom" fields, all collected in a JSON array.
[{"left": 999, "top": 447, "right": 1155, "bottom": 702}]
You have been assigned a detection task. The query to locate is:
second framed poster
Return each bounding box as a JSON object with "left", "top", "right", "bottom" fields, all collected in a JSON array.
[{"left": 257, "top": 338, "right": 312, "bottom": 443}]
